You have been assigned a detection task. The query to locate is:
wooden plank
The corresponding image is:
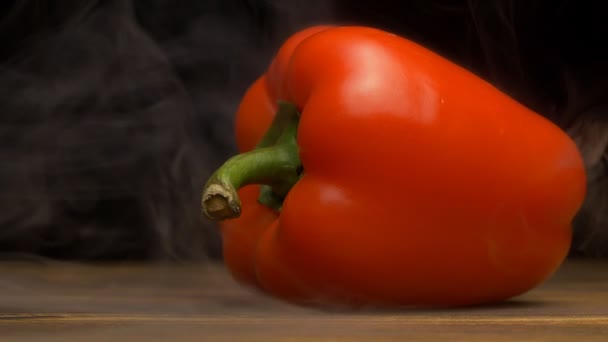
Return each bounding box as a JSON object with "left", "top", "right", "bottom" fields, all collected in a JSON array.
[{"left": 0, "top": 260, "right": 607, "bottom": 341}]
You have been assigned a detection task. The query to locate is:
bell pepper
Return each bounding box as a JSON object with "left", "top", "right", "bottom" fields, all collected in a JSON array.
[{"left": 201, "top": 25, "right": 587, "bottom": 308}]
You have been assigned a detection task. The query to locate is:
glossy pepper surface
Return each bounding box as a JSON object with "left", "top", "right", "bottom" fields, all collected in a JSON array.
[{"left": 201, "top": 25, "right": 587, "bottom": 308}]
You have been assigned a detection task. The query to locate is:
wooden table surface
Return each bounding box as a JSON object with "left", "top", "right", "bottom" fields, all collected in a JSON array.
[{"left": 0, "top": 259, "right": 607, "bottom": 341}]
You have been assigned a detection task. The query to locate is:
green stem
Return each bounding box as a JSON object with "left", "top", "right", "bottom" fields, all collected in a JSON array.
[
  {"left": 201, "top": 102, "right": 302, "bottom": 221},
  {"left": 254, "top": 101, "right": 296, "bottom": 149}
]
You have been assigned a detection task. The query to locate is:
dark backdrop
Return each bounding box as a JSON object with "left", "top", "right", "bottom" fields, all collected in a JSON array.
[{"left": 0, "top": 0, "right": 606, "bottom": 261}]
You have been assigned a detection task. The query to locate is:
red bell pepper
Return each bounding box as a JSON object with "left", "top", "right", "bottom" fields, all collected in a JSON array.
[{"left": 201, "top": 25, "right": 587, "bottom": 308}]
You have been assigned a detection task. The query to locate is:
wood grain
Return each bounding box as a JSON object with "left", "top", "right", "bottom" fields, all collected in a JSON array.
[{"left": 0, "top": 259, "right": 607, "bottom": 341}]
